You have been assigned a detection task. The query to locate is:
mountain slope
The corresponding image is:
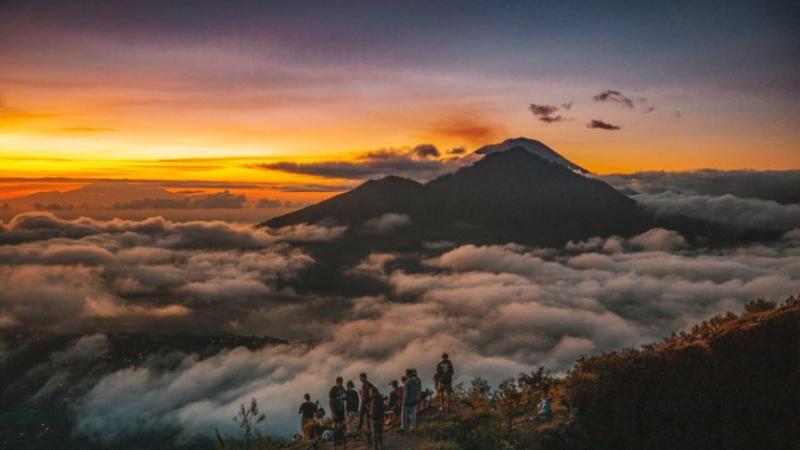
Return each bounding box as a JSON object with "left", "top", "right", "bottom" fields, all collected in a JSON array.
[
  {"left": 418, "top": 147, "right": 646, "bottom": 244},
  {"left": 262, "top": 140, "right": 650, "bottom": 247},
  {"left": 264, "top": 176, "right": 423, "bottom": 229}
]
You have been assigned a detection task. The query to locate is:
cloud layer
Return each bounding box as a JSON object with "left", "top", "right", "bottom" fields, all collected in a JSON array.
[
  {"left": 603, "top": 169, "right": 800, "bottom": 205},
  {"left": 0, "top": 212, "right": 345, "bottom": 332},
  {"left": 3, "top": 217, "right": 792, "bottom": 441}
]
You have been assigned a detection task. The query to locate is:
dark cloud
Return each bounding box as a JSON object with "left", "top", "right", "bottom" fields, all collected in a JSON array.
[
  {"left": 34, "top": 202, "right": 75, "bottom": 211},
  {"left": 634, "top": 96, "right": 655, "bottom": 113},
  {"left": 592, "top": 89, "right": 635, "bottom": 108},
  {"left": 271, "top": 183, "right": 354, "bottom": 192},
  {"left": 528, "top": 103, "right": 564, "bottom": 123},
  {"left": 561, "top": 101, "right": 574, "bottom": 110},
  {"left": 188, "top": 191, "right": 247, "bottom": 209},
  {"left": 529, "top": 103, "right": 559, "bottom": 117},
  {"left": 251, "top": 146, "right": 470, "bottom": 181},
  {"left": 593, "top": 90, "right": 655, "bottom": 113},
  {"left": 587, "top": 119, "right": 621, "bottom": 130},
  {"left": 447, "top": 147, "right": 467, "bottom": 155},
  {"left": 412, "top": 144, "right": 441, "bottom": 159},
  {"left": 111, "top": 191, "right": 246, "bottom": 209}
]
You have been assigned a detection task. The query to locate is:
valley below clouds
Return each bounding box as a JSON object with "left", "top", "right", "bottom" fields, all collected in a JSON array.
[{"left": 2, "top": 206, "right": 799, "bottom": 441}]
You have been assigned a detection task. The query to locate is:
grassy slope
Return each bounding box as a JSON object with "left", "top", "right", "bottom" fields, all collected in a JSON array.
[{"left": 270, "top": 297, "right": 799, "bottom": 450}]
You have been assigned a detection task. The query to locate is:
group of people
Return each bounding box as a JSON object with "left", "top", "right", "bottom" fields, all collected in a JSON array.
[{"left": 297, "top": 353, "right": 456, "bottom": 449}]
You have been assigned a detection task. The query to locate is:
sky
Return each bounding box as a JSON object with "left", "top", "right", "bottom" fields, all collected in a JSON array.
[{"left": 0, "top": 0, "right": 799, "bottom": 213}]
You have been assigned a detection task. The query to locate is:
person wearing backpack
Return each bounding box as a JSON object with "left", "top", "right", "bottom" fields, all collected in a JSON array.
[
  {"left": 436, "top": 353, "right": 454, "bottom": 412},
  {"left": 297, "top": 393, "right": 318, "bottom": 442},
  {"left": 400, "top": 368, "right": 421, "bottom": 434}
]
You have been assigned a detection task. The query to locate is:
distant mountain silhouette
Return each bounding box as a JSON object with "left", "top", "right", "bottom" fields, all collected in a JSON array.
[{"left": 263, "top": 139, "right": 652, "bottom": 247}]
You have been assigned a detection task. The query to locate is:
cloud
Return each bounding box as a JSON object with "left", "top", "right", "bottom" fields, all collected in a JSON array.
[
  {"left": 633, "top": 191, "right": 800, "bottom": 232},
  {"left": 566, "top": 228, "right": 687, "bottom": 254},
  {"left": 628, "top": 228, "right": 688, "bottom": 252},
  {"left": 3, "top": 214, "right": 799, "bottom": 443},
  {"left": 112, "top": 191, "right": 247, "bottom": 209},
  {"left": 6, "top": 231, "right": 800, "bottom": 442},
  {"left": 84, "top": 296, "right": 191, "bottom": 319},
  {"left": 361, "top": 213, "right": 412, "bottom": 235},
  {"left": 253, "top": 198, "right": 298, "bottom": 209},
  {"left": 0, "top": 213, "right": 342, "bottom": 332},
  {"left": 587, "top": 119, "right": 621, "bottom": 130},
  {"left": 601, "top": 169, "right": 800, "bottom": 205},
  {"left": 592, "top": 89, "right": 635, "bottom": 108},
  {"left": 528, "top": 103, "right": 564, "bottom": 123},
  {"left": 270, "top": 183, "right": 354, "bottom": 193},
  {"left": 412, "top": 144, "right": 441, "bottom": 159},
  {"left": 592, "top": 89, "right": 654, "bottom": 113},
  {"left": 251, "top": 145, "right": 471, "bottom": 181},
  {"left": 427, "top": 118, "right": 501, "bottom": 143}
]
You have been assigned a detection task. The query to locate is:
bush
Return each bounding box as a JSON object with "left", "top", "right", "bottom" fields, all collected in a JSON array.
[{"left": 415, "top": 439, "right": 462, "bottom": 450}]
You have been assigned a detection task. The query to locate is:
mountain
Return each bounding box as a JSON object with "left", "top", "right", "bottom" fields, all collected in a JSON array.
[
  {"left": 474, "top": 137, "right": 589, "bottom": 175},
  {"left": 262, "top": 139, "right": 651, "bottom": 247},
  {"left": 264, "top": 175, "right": 423, "bottom": 229}
]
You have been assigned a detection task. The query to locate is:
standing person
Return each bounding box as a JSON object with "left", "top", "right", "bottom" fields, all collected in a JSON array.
[
  {"left": 401, "top": 368, "right": 421, "bottom": 434},
  {"left": 298, "top": 393, "right": 317, "bottom": 442},
  {"left": 345, "top": 380, "right": 360, "bottom": 433},
  {"left": 329, "top": 376, "right": 347, "bottom": 427},
  {"left": 357, "top": 373, "right": 376, "bottom": 432},
  {"left": 398, "top": 375, "right": 406, "bottom": 411},
  {"left": 386, "top": 380, "right": 401, "bottom": 427},
  {"left": 368, "top": 386, "right": 385, "bottom": 450},
  {"left": 436, "top": 353, "right": 454, "bottom": 412}
]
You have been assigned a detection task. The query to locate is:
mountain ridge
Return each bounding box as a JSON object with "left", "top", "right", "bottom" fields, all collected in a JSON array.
[{"left": 262, "top": 140, "right": 651, "bottom": 247}]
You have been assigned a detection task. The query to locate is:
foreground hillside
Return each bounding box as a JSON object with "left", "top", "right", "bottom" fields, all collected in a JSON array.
[{"left": 233, "top": 297, "right": 799, "bottom": 450}]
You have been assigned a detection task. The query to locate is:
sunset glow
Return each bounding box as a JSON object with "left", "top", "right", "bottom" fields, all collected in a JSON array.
[{"left": 2, "top": 1, "right": 798, "bottom": 214}]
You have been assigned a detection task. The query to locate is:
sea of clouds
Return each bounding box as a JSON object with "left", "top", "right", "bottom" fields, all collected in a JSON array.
[{"left": 1, "top": 206, "right": 799, "bottom": 441}]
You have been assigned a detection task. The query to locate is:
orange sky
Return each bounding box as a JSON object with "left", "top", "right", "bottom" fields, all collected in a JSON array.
[{"left": 1, "top": 1, "right": 798, "bottom": 206}]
